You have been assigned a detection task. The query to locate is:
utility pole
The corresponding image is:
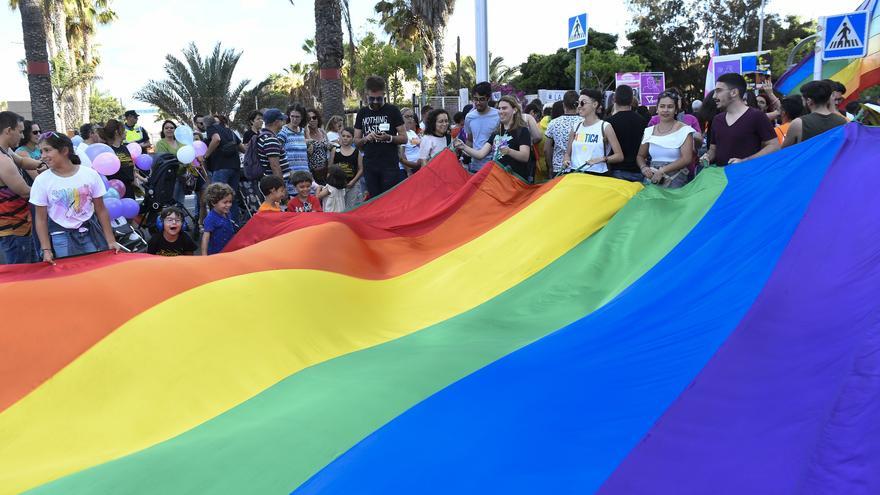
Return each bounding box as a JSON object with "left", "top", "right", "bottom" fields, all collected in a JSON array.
[
  {"left": 456, "top": 36, "right": 462, "bottom": 90},
  {"left": 475, "top": 0, "right": 488, "bottom": 82},
  {"left": 757, "top": 0, "right": 766, "bottom": 54}
]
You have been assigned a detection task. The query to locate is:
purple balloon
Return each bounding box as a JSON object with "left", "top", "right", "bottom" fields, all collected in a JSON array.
[
  {"left": 104, "top": 197, "right": 123, "bottom": 219},
  {"left": 100, "top": 174, "right": 110, "bottom": 189},
  {"left": 135, "top": 154, "right": 153, "bottom": 171},
  {"left": 108, "top": 179, "right": 126, "bottom": 198},
  {"left": 85, "top": 143, "right": 114, "bottom": 162},
  {"left": 119, "top": 198, "right": 140, "bottom": 219},
  {"left": 192, "top": 140, "right": 208, "bottom": 157}
]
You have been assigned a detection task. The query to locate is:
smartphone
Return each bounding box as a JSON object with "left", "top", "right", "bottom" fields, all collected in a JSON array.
[{"left": 378, "top": 123, "right": 390, "bottom": 133}]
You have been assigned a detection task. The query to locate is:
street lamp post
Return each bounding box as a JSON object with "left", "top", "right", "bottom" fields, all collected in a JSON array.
[
  {"left": 757, "top": 0, "right": 766, "bottom": 54},
  {"left": 475, "top": 0, "right": 488, "bottom": 82}
]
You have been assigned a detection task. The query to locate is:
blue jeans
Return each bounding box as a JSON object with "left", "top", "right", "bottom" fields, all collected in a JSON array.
[
  {"left": 50, "top": 229, "right": 99, "bottom": 258},
  {"left": 0, "top": 234, "right": 35, "bottom": 264},
  {"left": 611, "top": 170, "right": 646, "bottom": 182},
  {"left": 211, "top": 168, "right": 240, "bottom": 223}
]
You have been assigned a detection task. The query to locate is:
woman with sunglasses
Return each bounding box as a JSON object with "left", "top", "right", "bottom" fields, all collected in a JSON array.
[
  {"left": 456, "top": 95, "right": 536, "bottom": 183},
  {"left": 561, "top": 89, "right": 624, "bottom": 175},
  {"left": 29, "top": 132, "right": 123, "bottom": 264},
  {"left": 16, "top": 120, "right": 42, "bottom": 162},
  {"left": 399, "top": 107, "right": 422, "bottom": 178},
  {"left": 155, "top": 120, "right": 181, "bottom": 155},
  {"left": 305, "top": 108, "right": 329, "bottom": 184},
  {"left": 637, "top": 92, "right": 696, "bottom": 188}
]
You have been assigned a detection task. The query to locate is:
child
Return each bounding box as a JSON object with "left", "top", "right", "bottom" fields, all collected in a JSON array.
[
  {"left": 316, "top": 165, "right": 347, "bottom": 213},
  {"left": 147, "top": 206, "right": 196, "bottom": 256},
  {"left": 29, "top": 132, "right": 122, "bottom": 265},
  {"left": 327, "top": 127, "right": 363, "bottom": 210},
  {"left": 288, "top": 170, "right": 322, "bottom": 213},
  {"left": 258, "top": 175, "right": 286, "bottom": 213},
  {"left": 201, "top": 182, "right": 236, "bottom": 255}
]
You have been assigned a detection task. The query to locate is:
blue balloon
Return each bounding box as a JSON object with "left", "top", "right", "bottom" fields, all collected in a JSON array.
[
  {"left": 104, "top": 188, "right": 120, "bottom": 200},
  {"left": 100, "top": 174, "right": 110, "bottom": 189},
  {"left": 85, "top": 143, "right": 114, "bottom": 162},
  {"left": 71, "top": 135, "right": 83, "bottom": 148},
  {"left": 104, "top": 197, "right": 123, "bottom": 219},
  {"left": 174, "top": 125, "right": 194, "bottom": 145},
  {"left": 119, "top": 198, "right": 140, "bottom": 219}
]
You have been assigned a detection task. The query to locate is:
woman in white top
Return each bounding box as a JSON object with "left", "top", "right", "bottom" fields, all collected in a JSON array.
[
  {"left": 637, "top": 93, "right": 696, "bottom": 188},
  {"left": 562, "top": 89, "right": 623, "bottom": 175},
  {"left": 325, "top": 115, "right": 344, "bottom": 145},
  {"left": 418, "top": 108, "right": 452, "bottom": 167},
  {"left": 399, "top": 108, "right": 421, "bottom": 177}
]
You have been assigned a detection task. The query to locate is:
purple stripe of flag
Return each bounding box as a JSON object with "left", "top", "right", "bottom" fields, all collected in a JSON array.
[{"left": 600, "top": 124, "right": 880, "bottom": 495}]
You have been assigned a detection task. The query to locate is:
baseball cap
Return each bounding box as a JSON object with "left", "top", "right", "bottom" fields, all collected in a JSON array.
[
  {"left": 263, "top": 108, "right": 286, "bottom": 125},
  {"left": 124, "top": 110, "right": 139, "bottom": 118}
]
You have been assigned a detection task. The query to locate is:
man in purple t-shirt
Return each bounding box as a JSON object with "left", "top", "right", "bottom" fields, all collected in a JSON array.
[{"left": 704, "top": 73, "right": 779, "bottom": 166}]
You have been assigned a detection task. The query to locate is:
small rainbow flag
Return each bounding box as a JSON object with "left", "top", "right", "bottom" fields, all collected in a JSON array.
[
  {"left": 1, "top": 124, "right": 879, "bottom": 494},
  {"left": 778, "top": 0, "right": 880, "bottom": 102}
]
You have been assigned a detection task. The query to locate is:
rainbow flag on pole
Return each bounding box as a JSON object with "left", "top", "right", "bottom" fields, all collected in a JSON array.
[
  {"left": 1, "top": 124, "right": 879, "bottom": 494},
  {"left": 778, "top": 0, "right": 880, "bottom": 101}
]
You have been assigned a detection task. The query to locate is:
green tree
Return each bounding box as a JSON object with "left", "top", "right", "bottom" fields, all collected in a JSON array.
[
  {"left": 576, "top": 50, "right": 646, "bottom": 91},
  {"left": 88, "top": 89, "right": 124, "bottom": 123},
  {"left": 443, "top": 53, "right": 515, "bottom": 91},
  {"left": 412, "top": 0, "right": 455, "bottom": 95},
  {"left": 135, "top": 43, "right": 250, "bottom": 125},
  {"left": 512, "top": 50, "right": 575, "bottom": 93},
  {"left": 351, "top": 32, "right": 420, "bottom": 104}
]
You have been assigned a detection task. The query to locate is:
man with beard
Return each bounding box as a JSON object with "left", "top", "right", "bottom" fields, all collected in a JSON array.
[
  {"left": 354, "top": 76, "right": 407, "bottom": 198},
  {"left": 703, "top": 73, "right": 778, "bottom": 166}
]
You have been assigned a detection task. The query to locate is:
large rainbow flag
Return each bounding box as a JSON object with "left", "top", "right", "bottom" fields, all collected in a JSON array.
[
  {"left": 1, "top": 124, "right": 879, "bottom": 494},
  {"left": 778, "top": 0, "right": 880, "bottom": 102}
]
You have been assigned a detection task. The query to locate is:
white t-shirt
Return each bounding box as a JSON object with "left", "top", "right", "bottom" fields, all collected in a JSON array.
[
  {"left": 568, "top": 120, "right": 609, "bottom": 174},
  {"left": 327, "top": 131, "right": 340, "bottom": 144},
  {"left": 419, "top": 134, "right": 449, "bottom": 162},
  {"left": 322, "top": 184, "right": 346, "bottom": 213},
  {"left": 400, "top": 129, "right": 421, "bottom": 170},
  {"left": 29, "top": 165, "right": 107, "bottom": 230},
  {"left": 642, "top": 125, "right": 695, "bottom": 163}
]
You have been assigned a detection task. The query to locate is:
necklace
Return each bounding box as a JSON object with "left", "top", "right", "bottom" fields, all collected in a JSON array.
[{"left": 656, "top": 122, "right": 676, "bottom": 134}]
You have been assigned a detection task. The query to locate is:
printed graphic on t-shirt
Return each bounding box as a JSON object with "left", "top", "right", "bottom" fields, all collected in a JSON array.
[
  {"left": 361, "top": 115, "right": 390, "bottom": 136},
  {"left": 492, "top": 133, "right": 511, "bottom": 162},
  {"left": 49, "top": 185, "right": 95, "bottom": 223}
]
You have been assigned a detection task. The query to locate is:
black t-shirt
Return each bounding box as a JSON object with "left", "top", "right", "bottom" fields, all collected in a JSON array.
[
  {"left": 332, "top": 148, "right": 359, "bottom": 181},
  {"left": 354, "top": 103, "right": 404, "bottom": 170},
  {"left": 488, "top": 126, "right": 535, "bottom": 183},
  {"left": 206, "top": 125, "right": 241, "bottom": 171},
  {"left": 606, "top": 110, "right": 648, "bottom": 172},
  {"left": 107, "top": 145, "right": 136, "bottom": 198},
  {"left": 147, "top": 232, "right": 197, "bottom": 256},
  {"left": 243, "top": 129, "right": 258, "bottom": 146}
]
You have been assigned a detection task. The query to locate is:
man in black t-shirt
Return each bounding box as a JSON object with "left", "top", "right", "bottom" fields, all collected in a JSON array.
[
  {"left": 204, "top": 115, "right": 244, "bottom": 222},
  {"left": 606, "top": 85, "right": 648, "bottom": 182},
  {"left": 354, "top": 76, "right": 407, "bottom": 198}
]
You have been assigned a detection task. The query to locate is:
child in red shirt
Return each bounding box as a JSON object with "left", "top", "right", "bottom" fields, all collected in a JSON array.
[{"left": 287, "top": 171, "right": 322, "bottom": 212}]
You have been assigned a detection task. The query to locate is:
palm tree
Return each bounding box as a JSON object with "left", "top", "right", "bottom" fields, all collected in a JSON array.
[
  {"left": 412, "top": 0, "right": 455, "bottom": 95},
  {"left": 15, "top": 0, "right": 55, "bottom": 129},
  {"left": 135, "top": 43, "right": 249, "bottom": 125},
  {"left": 66, "top": 0, "right": 117, "bottom": 123},
  {"left": 313, "top": 0, "right": 344, "bottom": 117},
  {"left": 443, "top": 53, "right": 515, "bottom": 91}
]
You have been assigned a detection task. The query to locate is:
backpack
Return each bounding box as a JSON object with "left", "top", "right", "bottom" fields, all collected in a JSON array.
[{"left": 243, "top": 130, "right": 271, "bottom": 181}]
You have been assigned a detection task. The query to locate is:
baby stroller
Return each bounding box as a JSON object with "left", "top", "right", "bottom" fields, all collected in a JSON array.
[{"left": 142, "top": 153, "right": 199, "bottom": 238}]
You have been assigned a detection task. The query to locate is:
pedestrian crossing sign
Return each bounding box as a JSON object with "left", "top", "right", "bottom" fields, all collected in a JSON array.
[
  {"left": 568, "top": 13, "right": 588, "bottom": 50},
  {"left": 821, "top": 11, "right": 869, "bottom": 61}
]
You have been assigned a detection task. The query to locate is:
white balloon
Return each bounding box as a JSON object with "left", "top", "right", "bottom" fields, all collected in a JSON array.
[{"left": 176, "top": 145, "right": 196, "bottom": 164}]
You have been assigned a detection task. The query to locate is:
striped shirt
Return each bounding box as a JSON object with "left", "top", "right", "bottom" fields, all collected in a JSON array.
[
  {"left": 278, "top": 125, "right": 309, "bottom": 173},
  {"left": 256, "top": 130, "right": 290, "bottom": 177},
  {"left": 0, "top": 184, "right": 30, "bottom": 237}
]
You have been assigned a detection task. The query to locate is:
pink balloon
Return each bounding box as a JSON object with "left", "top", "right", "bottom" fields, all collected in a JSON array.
[
  {"left": 192, "top": 140, "right": 208, "bottom": 157},
  {"left": 126, "top": 142, "right": 142, "bottom": 159},
  {"left": 135, "top": 154, "right": 153, "bottom": 171},
  {"left": 108, "top": 179, "right": 126, "bottom": 198},
  {"left": 92, "top": 152, "right": 121, "bottom": 176}
]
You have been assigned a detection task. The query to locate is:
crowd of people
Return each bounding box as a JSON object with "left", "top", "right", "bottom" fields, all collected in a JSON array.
[{"left": 0, "top": 72, "right": 871, "bottom": 265}]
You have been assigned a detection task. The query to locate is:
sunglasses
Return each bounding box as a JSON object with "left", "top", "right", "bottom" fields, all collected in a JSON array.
[
  {"left": 367, "top": 96, "right": 384, "bottom": 103},
  {"left": 38, "top": 131, "right": 61, "bottom": 140},
  {"left": 474, "top": 96, "right": 489, "bottom": 102},
  {"left": 579, "top": 100, "right": 594, "bottom": 106},
  {"left": 31, "top": 130, "right": 41, "bottom": 135},
  {"left": 309, "top": 116, "right": 318, "bottom": 121}
]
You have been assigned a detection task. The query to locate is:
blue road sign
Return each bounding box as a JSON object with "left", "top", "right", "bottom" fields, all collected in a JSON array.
[
  {"left": 568, "top": 13, "right": 588, "bottom": 50},
  {"left": 822, "top": 11, "right": 869, "bottom": 61}
]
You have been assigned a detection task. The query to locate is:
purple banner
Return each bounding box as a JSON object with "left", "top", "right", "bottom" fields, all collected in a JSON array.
[
  {"left": 713, "top": 59, "right": 741, "bottom": 81},
  {"left": 639, "top": 72, "right": 665, "bottom": 106}
]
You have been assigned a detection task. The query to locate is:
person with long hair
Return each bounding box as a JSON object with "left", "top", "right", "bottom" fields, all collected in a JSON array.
[
  {"left": 418, "top": 108, "right": 452, "bottom": 167},
  {"left": 325, "top": 114, "right": 344, "bottom": 145},
  {"left": 399, "top": 107, "right": 421, "bottom": 178},
  {"left": 327, "top": 127, "right": 363, "bottom": 209},
  {"left": 637, "top": 92, "right": 696, "bottom": 188},
  {"left": 29, "top": 132, "right": 122, "bottom": 264},
  {"left": 279, "top": 104, "right": 310, "bottom": 174},
  {"left": 154, "top": 120, "right": 181, "bottom": 155},
  {"left": 455, "top": 95, "right": 536, "bottom": 183},
  {"left": 561, "top": 89, "right": 624, "bottom": 175},
  {"left": 306, "top": 108, "right": 329, "bottom": 183},
  {"left": 101, "top": 119, "right": 144, "bottom": 199},
  {"left": 15, "top": 120, "right": 41, "bottom": 161}
]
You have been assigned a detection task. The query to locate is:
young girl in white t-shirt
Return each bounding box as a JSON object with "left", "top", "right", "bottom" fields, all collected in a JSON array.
[
  {"left": 418, "top": 109, "right": 452, "bottom": 168},
  {"left": 29, "top": 132, "right": 122, "bottom": 264},
  {"left": 316, "top": 165, "right": 348, "bottom": 213}
]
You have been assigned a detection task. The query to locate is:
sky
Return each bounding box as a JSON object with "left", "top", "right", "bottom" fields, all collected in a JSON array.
[{"left": 1, "top": 0, "right": 834, "bottom": 109}]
